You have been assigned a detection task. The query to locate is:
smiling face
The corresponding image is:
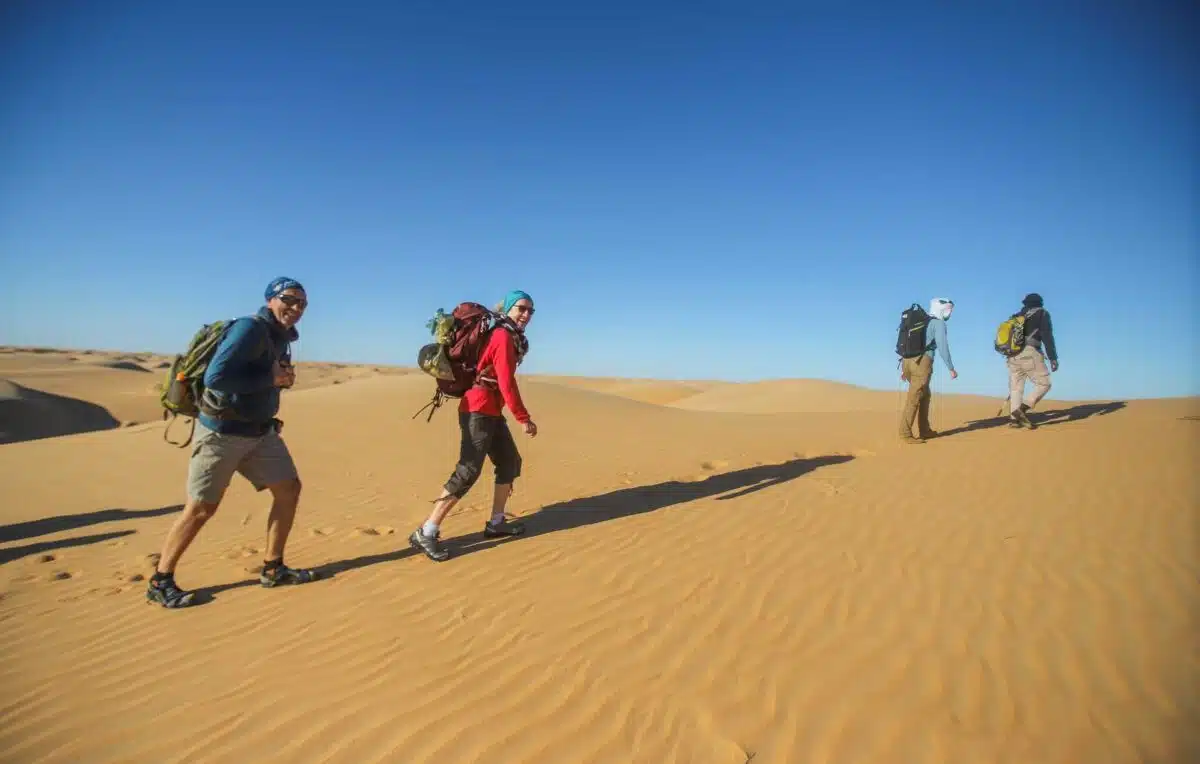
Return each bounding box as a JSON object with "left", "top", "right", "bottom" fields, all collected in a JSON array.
[
  {"left": 506, "top": 297, "right": 535, "bottom": 329},
  {"left": 268, "top": 288, "right": 307, "bottom": 329}
]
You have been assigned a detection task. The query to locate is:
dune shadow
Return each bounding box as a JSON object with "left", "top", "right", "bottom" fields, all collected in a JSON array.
[
  {"left": 0, "top": 505, "right": 183, "bottom": 544},
  {"left": 0, "top": 529, "right": 136, "bottom": 565},
  {"left": 0, "top": 380, "right": 122, "bottom": 444},
  {"left": 938, "top": 401, "right": 1127, "bottom": 438}
]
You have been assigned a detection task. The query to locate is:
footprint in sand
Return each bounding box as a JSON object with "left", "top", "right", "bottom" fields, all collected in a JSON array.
[
  {"left": 699, "top": 460, "right": 731, "bottom": 471},
  {"left": 309, "top": 527, "right": 336, "bottom": 537},
  {"left": 222, "top": 544, "right": 259, "bottom": 560},
  {"left": 350, "top": 526, "right": 395, "bottom": 538},
  {"left": 49, "top": 571, "right": 73, "bottom": 581},
  {"left": 814, "top": 480, "right": 842, "bottom": 496},
  {"left": 36, "top": 554, "right": 56, "bottom": 563}
]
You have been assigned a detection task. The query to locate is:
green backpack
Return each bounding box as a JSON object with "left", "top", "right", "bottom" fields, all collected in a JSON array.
[{"left": 159, "top": 320, "right": 235, "bottom": 447}]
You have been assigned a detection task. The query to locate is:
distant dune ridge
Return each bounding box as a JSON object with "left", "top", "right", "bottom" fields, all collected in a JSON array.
[
  {"left": 0, "top": 344, "right": 1197, "bottom": 763},
  {"left": 0, "top": 378, "right": 122, "bottom": 444}
]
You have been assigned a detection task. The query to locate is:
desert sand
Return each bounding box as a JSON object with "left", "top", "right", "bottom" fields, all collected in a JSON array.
[{"left": 1, "top": 345, "right": 1197, "bottom": 763}]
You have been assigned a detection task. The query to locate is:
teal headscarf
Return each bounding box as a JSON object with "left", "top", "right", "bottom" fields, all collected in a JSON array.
[{"left": 502, "top": 290, "right": 533, "bottom": 314}]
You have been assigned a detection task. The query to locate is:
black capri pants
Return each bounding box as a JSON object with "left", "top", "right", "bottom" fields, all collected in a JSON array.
[{"left": 443, "top": 412, "right": 523, "bottom": 498}]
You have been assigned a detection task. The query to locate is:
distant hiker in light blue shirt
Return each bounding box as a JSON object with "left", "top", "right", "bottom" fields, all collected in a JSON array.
[
  {"left": 899, "top": 297, "right": 958, "bottom": 443},
  {"left": 925, "top": 298, "right": 958, "bottom": 379}
]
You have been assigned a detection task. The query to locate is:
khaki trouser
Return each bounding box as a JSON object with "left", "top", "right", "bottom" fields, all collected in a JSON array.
[
  {"left": 900, "top": 354, "right": 933, "bottom": 438},
  {"left": 1007, "top": 345, "right": 1052, "bottom": 410}
]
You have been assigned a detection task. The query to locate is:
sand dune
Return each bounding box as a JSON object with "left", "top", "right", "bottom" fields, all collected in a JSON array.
[
  {"left": 0, "top": 347, "right": 416, "bottom": 433},
  {"left": 668, "top": 377, "right": 1009, "bottom": 414},
  {"left": 0, "top": 347, "right": 1198, "bottom": 763},
  {"left": 0, "top": 378, "right": 123, "bottom": 444},
  {"left": 527, "top": 374, "right": 727, "bottom": 405}
]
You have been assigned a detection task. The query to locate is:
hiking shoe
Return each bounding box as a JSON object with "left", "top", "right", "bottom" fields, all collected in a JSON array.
[
  {"left": 919, "top": 430, "right": 939, "bottom": 439},
  {"left": 259, "top": 561, "right": 320, "bottom": 588},
  {"left": 900, "top": 435, "right": 925, "bottom": 445},
  {"left": 1010, "top": 408, "right": 1036, "bottom": 429},
  {"left": 483, "top": 519, "right": 526, "bottom": 538},
  {"left": 409, "top": 528, "right": 450, "bottom": 562},
  {"left": 146, "top": 574, "right": 196, "bottom": 609}
]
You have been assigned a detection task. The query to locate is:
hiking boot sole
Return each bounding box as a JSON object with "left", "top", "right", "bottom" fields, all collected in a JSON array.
[
  {"left": 146, "top": 588, "right": 196, "bottom": 609},
  {"left": 483, "top": 521, "right": 526, "bottom": 539}
]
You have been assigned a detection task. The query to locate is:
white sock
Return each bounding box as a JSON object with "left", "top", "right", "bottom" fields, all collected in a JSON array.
[
  {"left": 422, "top": 521, "right": 439, "bottom": 538},
  {"left": 489, "top": 512, "right": 505, "bottom": 526}
]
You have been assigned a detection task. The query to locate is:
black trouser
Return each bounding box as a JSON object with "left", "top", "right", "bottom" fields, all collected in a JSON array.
[{"left": 443, "top": 413, "right": 522, "bottom": 498}]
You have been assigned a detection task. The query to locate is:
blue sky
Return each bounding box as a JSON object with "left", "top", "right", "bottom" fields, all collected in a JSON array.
[{"left": 1, "top": 1, "right": 1196, "bottom": 400}]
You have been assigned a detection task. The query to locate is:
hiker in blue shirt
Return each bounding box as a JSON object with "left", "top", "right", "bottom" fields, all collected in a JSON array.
[
  {"left": 899, "top": 297, "right": 958, "bottom": 443},
  {"left": 147, "top": 277, "right": 320, "bottom": 608}
]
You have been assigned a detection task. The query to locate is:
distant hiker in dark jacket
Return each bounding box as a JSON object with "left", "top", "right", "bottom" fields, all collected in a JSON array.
[
  {"left": 899, "top": 297, "right": 958, "bottom": 443},
  {"left": 409, "top": 290, "right": 538, "bottom": 562},
  {"left": 1007, "top": 292, "right": 1058, "bottom": 428},
  {"left": 147, "top": 277, "right": 318, "bottom": 608}
]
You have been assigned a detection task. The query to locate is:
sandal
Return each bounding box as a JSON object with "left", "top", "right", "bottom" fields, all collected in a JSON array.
[
  {"left": 259, "top": 560, "right": 320, "bottom": 588},
  {"left": 146, "top": 574, "right": 196, "bottom": 609}
]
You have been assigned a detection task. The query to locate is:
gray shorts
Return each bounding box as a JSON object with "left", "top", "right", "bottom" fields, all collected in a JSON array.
[{"left": 186, "top": 421, "right": 299, "bottom": 504}]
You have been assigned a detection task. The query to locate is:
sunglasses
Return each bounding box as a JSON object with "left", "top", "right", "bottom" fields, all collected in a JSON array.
[
  {"left": 278, "top": 294, "right": 308, "bottom": 309},
  {"left": 514, "top": 304, "right": 535, "bottom": 315}
]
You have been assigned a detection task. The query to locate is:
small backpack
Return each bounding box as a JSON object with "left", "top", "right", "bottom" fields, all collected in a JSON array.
[
  {"left": 159, "top": 314, "right": 272, "bottom": 447},
  {"left": 413, "top": 302, "right": 528, "bottom": 421},
  {"left": 895, "top": 303, "right": 930, "bottom": 359},
  {"left": 159, "top": 320, "right": 234, "bottom": 447},
  {"left": 995, "top": 307, "right": 1041, "bottom": 357}
]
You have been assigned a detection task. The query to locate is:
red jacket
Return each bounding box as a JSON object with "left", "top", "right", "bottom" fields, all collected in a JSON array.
[{"left": 460, "top": 327, "right": 531, "bottom": 423}]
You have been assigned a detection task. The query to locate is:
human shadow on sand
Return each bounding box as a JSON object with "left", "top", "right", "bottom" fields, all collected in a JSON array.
[
  {"left": 0, "top": 529, "right": 136, "bottom": 565},
  {"left": 322, "top": 454, "right": 855, "bottom": 573},
  {"left": 0, "top": 505, "right": 183, "bottom": 544},
  {"left": 936, "top": 401, "right": 1126, "bottom": 439}
]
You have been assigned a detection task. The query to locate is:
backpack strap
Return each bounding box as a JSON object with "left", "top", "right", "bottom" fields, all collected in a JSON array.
[
  {"left": 411, "top": 390, "right": 447, "bottom": 422},
  {"left": 197, "top": 315, "right": 277, "bottom": 421},
  {"left": 473, "top": 321, "right": 528, "bottom": 390},
  {"left": 1023, "top": 306, "right": 1043, "bottom": 340},
  {"left": 163, "top": 414, "right": 197, "bottom": 448}
]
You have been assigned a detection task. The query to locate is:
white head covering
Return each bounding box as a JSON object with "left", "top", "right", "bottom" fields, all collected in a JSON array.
[{"left": 929, "top": 298, "right": 954, "bottom": 321}]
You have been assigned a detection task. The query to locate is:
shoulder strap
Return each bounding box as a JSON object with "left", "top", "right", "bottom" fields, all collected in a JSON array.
[{"left": 249, "top": 313, "right": 289, "bottom": 364}]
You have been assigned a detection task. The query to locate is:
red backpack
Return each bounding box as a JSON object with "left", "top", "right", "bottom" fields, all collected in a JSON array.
[{"left": 413, "top": 302, "right": 528, "bottom": 420}]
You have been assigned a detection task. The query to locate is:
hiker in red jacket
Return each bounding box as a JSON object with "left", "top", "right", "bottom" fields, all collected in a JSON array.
[{"left": 409, "top": 290, "right": 538, "bottom": 562}]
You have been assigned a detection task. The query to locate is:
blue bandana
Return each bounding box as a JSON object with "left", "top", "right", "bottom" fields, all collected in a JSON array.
[
  {"left": 502, "top": 290, "right": 532, "bottom": 314},
  {"left": 265, "top": 277, "right": 305, "bottom": 301}
]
